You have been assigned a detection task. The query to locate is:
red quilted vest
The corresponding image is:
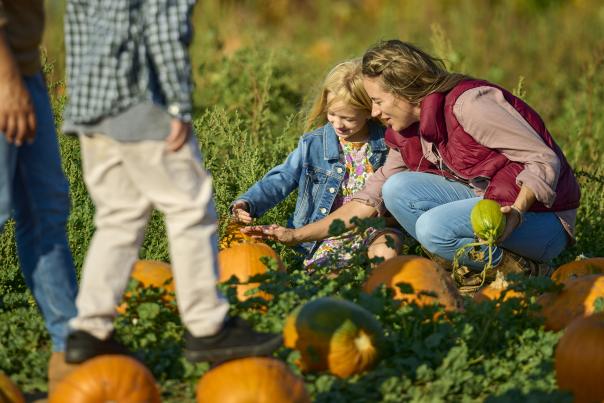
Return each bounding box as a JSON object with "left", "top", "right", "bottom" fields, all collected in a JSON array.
[{"left": 384, "top": 79, "right": 580, "bottom": 211}]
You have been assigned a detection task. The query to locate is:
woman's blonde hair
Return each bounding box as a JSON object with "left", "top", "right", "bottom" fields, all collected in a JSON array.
[
  {"left": 362, "top": 40, "right": 468, "bottom": 104},
  {"left": 304, "top": 59, "right": 372, "bottom": 131}
]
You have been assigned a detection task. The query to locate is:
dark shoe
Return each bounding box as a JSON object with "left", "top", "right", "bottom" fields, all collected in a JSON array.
[
  {"left": 421, "top": 246, "right": 454, "bottom": 272},
  {"left": 497, "top": 250, "right": 553, "bottom": 277},
  {"left": 65, "top": 330, "right": 131, "bottom": 364},
  {"left": 184, "top": 316, "right": 283, "bottom": 363}
]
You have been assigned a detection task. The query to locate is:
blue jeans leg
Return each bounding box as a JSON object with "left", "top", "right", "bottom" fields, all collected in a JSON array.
[
  {"left": 2, "top": 73, "right": 78, "bottom": 352},
  {"left": 383, "top": 171, "right": 568, "bottom": 270}
]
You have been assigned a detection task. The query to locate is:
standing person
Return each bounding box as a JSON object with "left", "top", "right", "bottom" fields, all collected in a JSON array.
[
  {"left": 231, "top": 59, "right": 403, "bottom": 270},
  {"left": 62, "top": 0, "right": 282, "bottom": 365},
  {"left": 244, "top": 39, "right": 580, "bottom": 292},
  {"left": 0, "top": 0, "right": 79, "bottom": 393}
]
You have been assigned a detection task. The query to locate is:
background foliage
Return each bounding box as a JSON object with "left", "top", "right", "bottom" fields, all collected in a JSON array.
[{"left": 2, "top": 0, "right": 603, "bottom": 401}]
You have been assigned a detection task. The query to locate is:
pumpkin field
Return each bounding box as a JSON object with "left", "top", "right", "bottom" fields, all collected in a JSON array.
[{"left": 2, "top": 0, "right": 604, "bottom": 401}]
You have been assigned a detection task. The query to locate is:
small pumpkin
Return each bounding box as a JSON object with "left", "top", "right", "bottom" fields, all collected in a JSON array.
[
  {"left": 453, "top": 199, "right": 506, "bottom": 287},
  {"left": 0, "top": 372, "right": 25, "bottom": 403},
  {"left": 117, "top": 260, "right": 175, "bottom": 314},
  {"left": 550, "top": 257, "right": 604, "bottom": 283},
  {"left": 283, "top": 297, "right": 385, "bottom": 378},
  {"left": 196, "top": 357, "right": 310, "bottom": 403},
  {"left": 555, "top": 313, "right": 604, "bottom": 403},
  {"left": 363, "top": 255, "right": 463, "bottom": 312},
  {"left": 49, "top": 355, "right": 160, "bottom": 403},
  {"left": 218, "top": 242, "right": 284, "bottom": 303},
  {"left": 473, "top": 271, "right": 524, "bottom": 304},
  {"left": 537, "top": 274, "right": 604, "bottom": 331}
]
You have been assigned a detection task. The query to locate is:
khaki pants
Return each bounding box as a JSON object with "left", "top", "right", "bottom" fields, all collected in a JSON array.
[{"left": 70, "top": 133, "right": 228, "bottom": 339}]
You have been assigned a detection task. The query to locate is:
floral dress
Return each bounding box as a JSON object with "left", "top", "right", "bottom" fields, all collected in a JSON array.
[{"left": 303, "top": 138, "right": 379, "bottom": 269}]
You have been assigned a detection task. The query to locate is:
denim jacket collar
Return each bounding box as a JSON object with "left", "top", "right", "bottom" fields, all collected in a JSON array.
[{"left": 322, "top": 120, "right": 387, "bottom": 161}]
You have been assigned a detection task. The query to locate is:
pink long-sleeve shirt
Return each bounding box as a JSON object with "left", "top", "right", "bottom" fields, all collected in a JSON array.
[{"left": 352, "top": 86, "right": 577, "bottom": 236}]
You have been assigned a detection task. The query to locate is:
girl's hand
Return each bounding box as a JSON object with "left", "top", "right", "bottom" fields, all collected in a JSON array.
[
  {"left": 231, "top": 200, "right": 253, "bottom": 224},
  {"left": 241, "top": 224, "right": 299, "bottom": 246},
  {"left": 498, "top": 205, "right": 523, "bottom": 243}
]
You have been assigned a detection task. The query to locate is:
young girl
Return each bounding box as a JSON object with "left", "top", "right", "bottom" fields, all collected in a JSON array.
[{"left": 231, "top": 59, "right": 403, "bottom": 269}]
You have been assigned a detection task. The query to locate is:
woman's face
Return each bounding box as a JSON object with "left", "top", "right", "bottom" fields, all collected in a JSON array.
[
  {"left": 363, "top": 76, "right": 420, "bottom": 132},
  {"left": 326, "top": 94, "right": 370, "bottom": 142}
]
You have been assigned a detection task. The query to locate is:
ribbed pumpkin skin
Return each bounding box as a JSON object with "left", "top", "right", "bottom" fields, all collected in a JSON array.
[
  {"left": 49, "top": 355, "right": 160, "bottom": 403},
  {"left": 196, "top": 357, "right": 310, "bottom": 403},
  {"left": 551, "top": 257, "right": 604, "bottom": 283},
  {"left": 218, "top": 242, "right": 284, "bottom": 302},
  {"left": 0, "top": 372, "right": 25, "bottom": 403},
  {"left": 470, "top": 199, "right": 506, "bottom": 242},
  {"left": 555, "top": 313, "right": 604, "bottom": 403},
  {"left": 537, "top": 274, "right": 604, "bottom": 331},
  {"left": 117, "top": 260, "right": 175, "bottom": 314},
  {"left": 283, "top": 297, "right": 385, "bottom": 378},
  {"left": 363, "top": 256, "right": 463, "bottom": 311}
]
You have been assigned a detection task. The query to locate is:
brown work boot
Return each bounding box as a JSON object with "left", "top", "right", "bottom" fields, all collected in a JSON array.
[
  {"left": 48, "top": 352, "right": 79, "bottom": 396},
  {"left": 496, "top": 250, "right": 553, "bottom": 277}
]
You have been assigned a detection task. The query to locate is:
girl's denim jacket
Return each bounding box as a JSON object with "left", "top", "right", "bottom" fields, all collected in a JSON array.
[{"left": 236, "top": 121, "right": 387, "bottom": 256}]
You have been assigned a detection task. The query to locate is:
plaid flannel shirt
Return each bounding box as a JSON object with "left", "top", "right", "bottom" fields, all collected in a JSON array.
[{"left": 64, "top": 0, "right": 195, "bottom": 124}]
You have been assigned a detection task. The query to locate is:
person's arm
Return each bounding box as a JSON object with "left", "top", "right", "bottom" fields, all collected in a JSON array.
[
  {"left": 143, "top": 0, "right": 195, "bottom": 151},
  {"left": 0, "top": 29, "right": 36, "bottom": 146},
  {"left": 232, "top": 137, "right": 305, "bottom": 222},
  {"left": 453, "top": 86, "right": 560, "bottom": 240}
]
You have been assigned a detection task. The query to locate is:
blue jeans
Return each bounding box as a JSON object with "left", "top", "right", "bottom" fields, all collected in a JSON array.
[
  {"left": 0, "top": 73, "right": 78, "bottom": 352},
  {"left": 382, "top": 172, "right": 568, "bottom": 270}
]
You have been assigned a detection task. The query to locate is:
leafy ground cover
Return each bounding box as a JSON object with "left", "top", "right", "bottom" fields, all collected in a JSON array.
[{"left": 2, "top": 0, "right": 604, "bottom": 401}]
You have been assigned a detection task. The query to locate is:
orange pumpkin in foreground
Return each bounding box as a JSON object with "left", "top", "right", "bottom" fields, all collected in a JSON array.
[
  {"left": 196, "top": 357, "right": 310, "bottom": 403},
  {"left": 363, "top": 255, "right": 463, "bottom": 312},
  {"left": 283, "top": 297, "right": 385, "bottom": 378},
  {"left": 550, "top": 257, "right": 604, "bottom": 283},
  {"left": 537, "top": 274, "right": 604, "bottom": 331},
  {"left": 49, "top": 355, "right": 160, "bottom": 403},
  {"left": 117, "top": 260, "right": 175, "bottom": 314},
  {"left": 473, "top": 271, "right": 525, "bottom": 304},
  {"left": 218, "top": 242, "right": 284, "bottom": 303},
  {"left": 0, "top": 372, "right": 25, "bottom": 403},
  {"left": 555, "top": 313, "right": 604, "bottom": 403}
]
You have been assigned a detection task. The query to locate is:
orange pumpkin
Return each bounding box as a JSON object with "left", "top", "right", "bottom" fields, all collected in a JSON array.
[
  {"left": 117, "top": 260, "right": 175, "bottom": 314},
  {"left": 537, "top": 274, "right": 604, "bottom": 331},
  {"left": 218, "top": 242, "right": 284, "bottom": 302},
  {"left": 196, "top": 357, "right": 310, "bottom": 403},
  {"left": 0, "top": 372, "right": 25, "bottom": 403},
  {"left": 283, "top": 297, "right": 385, "bottom": 378},
  {"left": 473, "top": 271, "right": 524, "bottom": 304},
  {"left": 363, "top": 255, "right": 463, "bottom": 312},
  {"left": 550, "top": 257, "right": 604, "bottom": 283},
  {"left": 555, "top": 313, "right": 604, "bottom": 403},
  {"left": 218, "top": 219, "right": 255, "bottom": 250},
  {"left": 49, "top": 355, "right": 160, "bottom": 403}
]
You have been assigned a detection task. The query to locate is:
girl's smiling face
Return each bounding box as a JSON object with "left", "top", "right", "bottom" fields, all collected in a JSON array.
[
  {"left": 326, "top": 94, "right": 371, "bottom": 142},
  {"left": 363, "top": 76, "right": 421, "bottom": 132}
]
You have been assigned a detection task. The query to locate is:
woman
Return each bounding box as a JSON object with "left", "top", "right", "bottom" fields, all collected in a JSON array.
[{"left": 244, "top": 40, "right": 580, "bottom": 289}]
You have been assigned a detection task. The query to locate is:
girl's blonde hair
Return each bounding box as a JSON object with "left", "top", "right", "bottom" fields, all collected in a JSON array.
[
  {"left": 304, "top": 59, "right": 372, "bottom": 131},
  {"left": 362, "top": 40, "right": 468, "bottom": 104}
]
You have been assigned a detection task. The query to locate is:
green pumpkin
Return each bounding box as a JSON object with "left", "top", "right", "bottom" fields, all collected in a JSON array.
[{"left": 470, "top": 199, "right": 506, "bottom": 244}]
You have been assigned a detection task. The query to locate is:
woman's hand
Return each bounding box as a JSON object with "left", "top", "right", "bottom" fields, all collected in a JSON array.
[
  {"left": 231, "top": 200, "right": 253, "bottom": 224},
  {"left": 240, "top": 224, "right": 299, "bottom": 246},
  {"left": 498, "top": 205, "right": 523, "bottom": 242}
]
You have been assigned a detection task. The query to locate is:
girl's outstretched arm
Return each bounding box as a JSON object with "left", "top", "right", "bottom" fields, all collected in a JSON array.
[{"left": 241, "top": 200, "right": 377, "bottom": 245}]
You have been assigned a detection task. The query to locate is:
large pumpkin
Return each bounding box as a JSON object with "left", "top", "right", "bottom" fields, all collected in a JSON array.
[
  {"left": 537, "top": 274, "right": 604, "bottom": 331},
  {"left": 0, "top": 372, "right": 24, "bottom": 403},
  {"left": 218, "top": 242, "right": 284, "bottom": 302},
  {"left": 555, "top": 313, "right": 604, "bottom": 402},
  {"left": 550, "top": 257, "right": 604, "bottom": 283},
  {"left": 283, "top": 297, "right": 385, "bottom": 378},
  {"left": 196, "top": 357, "right": 310, "bottom": 403},
  {"left": 363, "top": 255, "right": 463, "bottom": 312},
  {"left": 117, "top": 260, "right": 175, "bottom": 314},
  {"left": 218, "top": 220, "right": 255, "bottom": 250},
  {"left": 473, "top": 271, "right": 524, "bottom": 304},
  {"left": 49, "top": 355, "right": 160, "bottom": 403}
]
